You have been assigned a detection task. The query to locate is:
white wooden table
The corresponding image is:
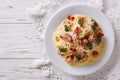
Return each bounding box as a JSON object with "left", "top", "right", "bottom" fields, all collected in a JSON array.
[{"left": 0, "top": 0, "right": 45, "bottom": 80}]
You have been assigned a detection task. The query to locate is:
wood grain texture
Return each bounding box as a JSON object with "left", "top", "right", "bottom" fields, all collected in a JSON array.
[
  {"left": 0, "top": 59, "right": 47, "bottom": 80},
  {"left": 0, "top": 24, "right": 44, "bottom": 58},
  {"left": 0, "top": 0, "right": 45, "bottom": 79},
  {"left": 0, "top": 0, "right": 42, "bottom": 23}
]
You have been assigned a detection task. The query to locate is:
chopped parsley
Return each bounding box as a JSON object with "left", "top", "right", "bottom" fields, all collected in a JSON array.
[
  {"left": 87, "top": 43, "right": 93, "bottom": 49},
  {"left": 59, "top": 47, "right": 66, "bottom": 52},
  {"left": 75, "top": 55, "right": 82, "bottom": 61},
  {"left": 91, "top": 24, "right": 96, "bottom": 30},
  {"left": 64, "top": 25, "right": 71, "bottom": 32},
  {"left": 78, "top": 18, "right": 83, "bottom": 27},
  {"left": 96, "top": 36, "right": 101, "bottom": 43},
  {"left": 91, "top": 19, "right": 98, "bottom": 30},
  {"left": 91, "top": 19, "right": 95, "bottom": 22}
]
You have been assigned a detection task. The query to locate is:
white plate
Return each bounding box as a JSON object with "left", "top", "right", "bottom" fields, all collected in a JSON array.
[{"left": 44, "top": 4, "right": 115, "bottom": 76}]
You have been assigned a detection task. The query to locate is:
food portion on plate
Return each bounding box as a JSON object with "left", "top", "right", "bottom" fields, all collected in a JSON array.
[{"left": 53, "top": 14, "right": 104, "bottom": 66}]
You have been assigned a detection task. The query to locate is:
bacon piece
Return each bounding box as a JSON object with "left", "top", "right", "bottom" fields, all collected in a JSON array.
[
  {"left": 70, "top": 46, "right": 76, "bottom": 52},
  {"left": 94, "top": 21, "right": 98, "bottom": 26},
  {"left": 77, "top": 38, "right": 88, "bottom": 46},
  {"left": 60, "top": 33, "right": 73, "bottom": 43},
  {"left": 81, "top": 38, "right": 88, "bottom": 45},
  {"left": 66, "top": 54, "right": 74, "bottom": 62},
  {"left": 88, "top": 34, "right": 94, "bottom": 42},
  {"left": 74, "top": 27, "right": 81, "bottom": 34},
  {"left": 67, "top": 15, "right": 75, "bottom": 21},
  {"left": 81, "top": 17, "right": 85, "bottom": 23},
  {"left": 67, "top": 15, "right": 71, "bottom": 20},
  {"left": 81, "top": 51, "right": 87, "bottom": 58},
  {"left": 71, "top": 16, "right": 75, "bottom": 20},
  {"left": 97, "top": 32, "right": 104, "bottom": 37},
  {"left": 92, "top": 51, "right": 98, "bottom": 56},
  {"left": 82, "top": 55, "right": 88, "bottom": 62}
]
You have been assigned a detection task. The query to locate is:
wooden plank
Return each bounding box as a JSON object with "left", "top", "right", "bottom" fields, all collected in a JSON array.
[
  {"left": 0, "top": 24, "right": 44, "bottom": 58},
  {"left": 0, "top": 0, "right": 42, "bottom": 23},
  {"left": 0, "top": 59, "right": 47, "bottom": 80}
]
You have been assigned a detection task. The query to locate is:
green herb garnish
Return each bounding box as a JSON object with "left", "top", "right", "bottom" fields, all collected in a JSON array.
[
  {"left": 78, "top": 18, "right": 83, "bottom": 27},
  {"left": 64, "top": 25, "right": 71, "bottom": 32},
  {"left": 91, "top": 25, "right": 96, "bottom": 30},
  {"left": 87, "top": 43, "right": 93, "bottom": 49},
  {"left": 75, "top": 55, "right": 82, "bottom": 61},
  {"left": 91, "top": 19, "right": 98, "bottom": 30},
  {"left": 96, "top": 36, "right": 101, "bottom": 43},
  {"left": 59, "top": 47, "right": 66, "bottom": 52},
  {"left": 91, "top": 19, "right": 95, "bottom": 22}
]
